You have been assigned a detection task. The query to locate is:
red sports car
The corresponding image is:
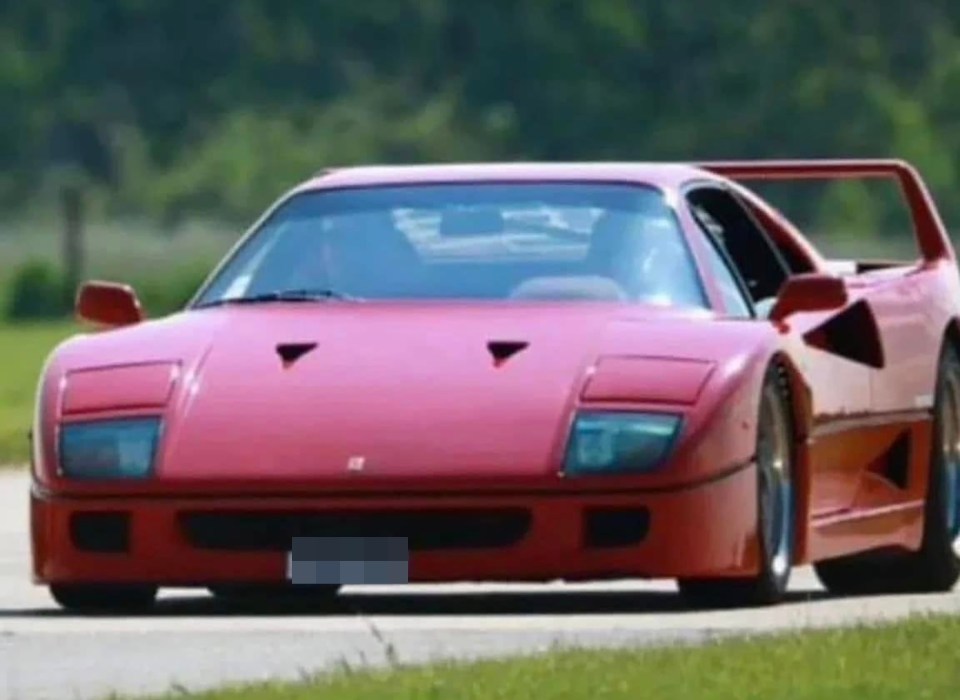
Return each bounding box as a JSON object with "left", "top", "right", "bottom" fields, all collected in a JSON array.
[{"left": 30, "top": 160, "right": 960, "bottom": 612}]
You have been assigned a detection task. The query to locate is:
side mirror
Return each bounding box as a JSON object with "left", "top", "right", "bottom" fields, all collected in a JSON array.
[
  {"left": 75, "top": 281, "right": 144, "bottom": 328},
  {"left": 767, "top": 273, "right": 847, "bottom": 322}
]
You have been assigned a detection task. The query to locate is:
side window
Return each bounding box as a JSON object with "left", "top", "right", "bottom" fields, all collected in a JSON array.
[
  {"left": 698, "top": 230, "right": 754, "bottom": 318},
  {"left": 686, "top": 186, "right": 791, "bottom": 304}
]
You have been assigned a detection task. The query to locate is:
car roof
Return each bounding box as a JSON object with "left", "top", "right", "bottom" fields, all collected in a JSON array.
[{"left": 293, "top": 162, "right": 720, "bottom": 193}]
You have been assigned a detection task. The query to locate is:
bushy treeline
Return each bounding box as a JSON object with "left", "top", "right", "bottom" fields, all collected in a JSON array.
[
  {"left": 3, "top": 2, "right": 960, "bottom": 229},
  {"left": 3, "top": 258, "right": 211, "bottom": 321}
]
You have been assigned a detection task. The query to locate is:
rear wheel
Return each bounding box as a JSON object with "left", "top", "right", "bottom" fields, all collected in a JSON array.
[
  {"left": 49, "top": 583, "right": 157, "bottom": 613},
  {"left": 677, "top": 362, "right": 796, "bottom": 607},
  {"left": 814, "top": 342, "right": 960, "bottom": 595}
]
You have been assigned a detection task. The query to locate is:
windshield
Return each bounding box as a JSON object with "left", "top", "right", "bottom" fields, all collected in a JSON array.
[{"left": 192, "top": 182, "right": 708, "bottom": 308}]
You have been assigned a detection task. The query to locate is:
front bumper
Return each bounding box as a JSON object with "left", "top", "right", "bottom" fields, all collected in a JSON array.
[{"left": 31, "top": 463, "right": 760, "bottom": 586}]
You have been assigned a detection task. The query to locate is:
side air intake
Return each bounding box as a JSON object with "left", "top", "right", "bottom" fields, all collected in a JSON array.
[{"left": 802, "top": 299, "right": 885, "bottom": 369}]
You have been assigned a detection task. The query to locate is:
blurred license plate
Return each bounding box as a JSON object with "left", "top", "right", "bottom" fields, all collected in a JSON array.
[{"left": 286, "top": 536, "right": 409, "bottom": 585}]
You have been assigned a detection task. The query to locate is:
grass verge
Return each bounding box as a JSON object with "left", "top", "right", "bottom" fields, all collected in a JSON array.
[
  {"left": 129, "top": 613, "right": 960, "bottom": 699},
  {"left": 0, "top": 320, "right": 80, "bottom": 465}
]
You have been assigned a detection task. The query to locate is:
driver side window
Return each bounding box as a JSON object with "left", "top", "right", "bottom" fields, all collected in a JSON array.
[
  {"left": 686, "top": 186, "right": 792, "bottom": 307},
  {"left": 698, "top": 229, "right": 754, "bottom": 318}
]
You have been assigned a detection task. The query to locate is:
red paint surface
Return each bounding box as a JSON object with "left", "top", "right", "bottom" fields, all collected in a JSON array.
[
  {"left": 581, "top": 356, "right": 714, "bottom": 404},
  {"left": 61, "top": 362, "right": 179, "bottom": 416}
]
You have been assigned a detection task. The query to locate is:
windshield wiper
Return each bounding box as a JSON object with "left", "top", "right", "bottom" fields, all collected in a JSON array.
[{"left": 194, "top": 288, "right": 361, "bottom": 309}]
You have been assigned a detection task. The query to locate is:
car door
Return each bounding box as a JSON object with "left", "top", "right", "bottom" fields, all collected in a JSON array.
[
  {"left": 857, "top": 265, "right": 938, "bottom": 414},
  {"left": 681, "top": 184, "right": 874, "bottom": 517}
]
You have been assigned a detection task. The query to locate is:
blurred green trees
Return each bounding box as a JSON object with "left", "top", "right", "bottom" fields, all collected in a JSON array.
[{"left": 2, "top": 1, "right": 960, "bottom": 230}]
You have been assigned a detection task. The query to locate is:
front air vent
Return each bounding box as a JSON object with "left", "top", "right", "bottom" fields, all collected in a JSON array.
[
  {"left": 487, "top": 340, "right": 529, "bottom": 366},
  {"left": 276, "top": 342, "right": 317, "bottom": 366}
]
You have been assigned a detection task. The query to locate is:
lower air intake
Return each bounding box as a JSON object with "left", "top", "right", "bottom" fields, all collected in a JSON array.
[
  {"left": 179, "top": 508, "right": 532, "bottom": 552},
  {"left": 583, "top": 507, "right": 650, "bottom": 549}
]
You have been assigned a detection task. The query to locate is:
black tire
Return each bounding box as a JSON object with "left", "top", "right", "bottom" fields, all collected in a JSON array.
[
  {"left": 677, "top": 361, "right": 797, "bottom": 608},
  {"left": 49, "top": 583, "right": 158, "bottom": 613},
  {"left": 814, "top": 341, "right": 960, "bottom": 595}
]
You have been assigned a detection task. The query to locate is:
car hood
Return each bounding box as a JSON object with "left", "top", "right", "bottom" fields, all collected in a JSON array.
[{"left": 47, "top": 302, "right": 767, "bottom": 488}]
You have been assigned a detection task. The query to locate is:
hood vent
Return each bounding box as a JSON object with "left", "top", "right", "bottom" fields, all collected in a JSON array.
[
  {"left": 276, "top": 342, "right": 317, "bottom": 366},
  {"left": 487, "top": 340, "right": 528, "bottom": 366}
]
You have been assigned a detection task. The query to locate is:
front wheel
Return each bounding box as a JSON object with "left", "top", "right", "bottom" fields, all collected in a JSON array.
[{"left": 678, "top": 361, "right": 796, "bottom": 607}]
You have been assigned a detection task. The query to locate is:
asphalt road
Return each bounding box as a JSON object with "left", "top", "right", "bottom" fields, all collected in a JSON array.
[{"left": 2, "top": 471, "right": 960, "bottom": 700}]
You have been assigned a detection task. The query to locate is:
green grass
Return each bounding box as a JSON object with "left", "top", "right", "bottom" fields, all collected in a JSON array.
[
  {"left": 0, "top": 320, "right": 80, "bottom": 465},
  {"left": 125, "top": 613, "right": 960, "bottom": 700}
]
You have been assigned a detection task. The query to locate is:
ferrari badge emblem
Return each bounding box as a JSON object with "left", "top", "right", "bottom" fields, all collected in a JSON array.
[{"left": 346, "top": 456, "right": 366, "bottom": 472}]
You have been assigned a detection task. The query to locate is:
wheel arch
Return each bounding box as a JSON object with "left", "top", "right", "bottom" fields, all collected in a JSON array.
[
  {"left": 943, "top": 317, "right": 960, "bottom": 359},
  {"left": 768, "top": 350, "right": 814, "bottom": 565}
]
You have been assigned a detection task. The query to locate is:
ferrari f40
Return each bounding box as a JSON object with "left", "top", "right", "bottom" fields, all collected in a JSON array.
[{"left": 29, "top": 160, "right": 960, "bottom": 611}]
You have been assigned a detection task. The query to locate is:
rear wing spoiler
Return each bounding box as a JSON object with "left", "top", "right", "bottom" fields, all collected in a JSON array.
[{"left": 697, "top": 159, "right": 955, "bottom": 264}]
